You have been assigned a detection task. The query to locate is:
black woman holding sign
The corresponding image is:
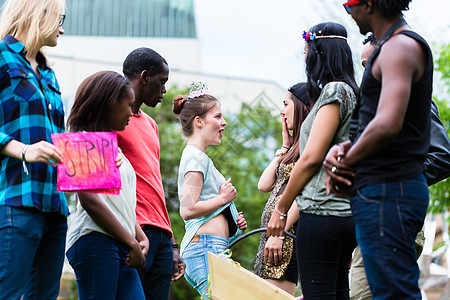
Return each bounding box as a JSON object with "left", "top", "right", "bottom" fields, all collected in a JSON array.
[{"left": 66, "top": 71, "right": 149, "bottom": 299}]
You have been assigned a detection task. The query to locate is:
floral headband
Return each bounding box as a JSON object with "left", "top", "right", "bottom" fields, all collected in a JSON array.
[{"left": 302, "top": 30, "right": 347, "bottom": 42}]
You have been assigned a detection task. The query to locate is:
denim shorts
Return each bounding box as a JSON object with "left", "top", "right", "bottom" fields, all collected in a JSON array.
[{"left": 182, "top": 234, "right": 228, "bottom": 296}]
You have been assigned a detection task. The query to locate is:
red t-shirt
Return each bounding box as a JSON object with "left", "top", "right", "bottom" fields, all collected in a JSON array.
[{"left": 117, "top": 109, "right": 172, "bottom": 236}]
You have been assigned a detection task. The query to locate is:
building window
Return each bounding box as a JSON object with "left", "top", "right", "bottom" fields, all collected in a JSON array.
[{"left": 0, "top": 0, "right": 196, "bottom": 38}]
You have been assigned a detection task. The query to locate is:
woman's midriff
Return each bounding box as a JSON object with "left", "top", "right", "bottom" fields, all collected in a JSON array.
[{"left": 196, "top": 213, "right": 229, "bottom": 239}]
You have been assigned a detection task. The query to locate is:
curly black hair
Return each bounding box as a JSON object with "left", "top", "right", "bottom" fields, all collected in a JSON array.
[
  {"left": 363, "top": 33, "right": 377, "bottom": 46},
  {"left": 376, "top": 0, "right": 412, "bottom": 18},
  {"left": 123, "top": 47, "right": 168, "bottom": 79}
]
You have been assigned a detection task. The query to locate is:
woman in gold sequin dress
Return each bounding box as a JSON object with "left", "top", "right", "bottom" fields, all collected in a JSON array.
[{"left": 254, "top": 83, "right": 310, "bottom": 295}]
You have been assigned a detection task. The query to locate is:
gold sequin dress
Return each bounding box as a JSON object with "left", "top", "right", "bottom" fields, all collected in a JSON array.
[{"left": 254, "top": 162, "right": 297, "bottom": 280}]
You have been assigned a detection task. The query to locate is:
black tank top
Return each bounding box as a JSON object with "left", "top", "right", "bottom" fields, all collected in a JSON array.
[{"left": 353, "top": 31, "right": 433, "bottom": 190}]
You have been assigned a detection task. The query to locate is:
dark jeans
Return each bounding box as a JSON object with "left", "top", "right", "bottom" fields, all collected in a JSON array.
[
  {"left": 351, "top": 174, "right": 428, "bottom": 300},
  {"left": 139, "top": 225, "right": 173, "bottom": 300},
  {"left": 0, "top": 206, "right": 67, "bottom": 300},
  {"left": 67, "top": 232, "right": 145, "bottom": 300},
  {"left": 297, "top": 212, "right": 356, "bottom": 300}
]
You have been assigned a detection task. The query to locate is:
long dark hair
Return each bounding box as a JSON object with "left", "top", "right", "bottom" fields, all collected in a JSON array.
[
  {"left": 305, "top": 22, "right": 359, "bottom": 105},
  {"left": 281, "top": 83, "right": 310, "bottom": 165},
  {"left": 67, "top": 71, "right": 133, "bottom": 132}
]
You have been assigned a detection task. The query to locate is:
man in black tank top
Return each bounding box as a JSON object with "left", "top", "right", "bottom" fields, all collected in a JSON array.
[{"left": 323, "top": 1, "right": 433, "bottom": 299}]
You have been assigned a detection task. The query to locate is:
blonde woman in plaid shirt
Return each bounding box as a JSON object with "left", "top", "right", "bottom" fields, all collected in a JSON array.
[{"left": 0, "top": 0, "right": 68, "bottom": 299}]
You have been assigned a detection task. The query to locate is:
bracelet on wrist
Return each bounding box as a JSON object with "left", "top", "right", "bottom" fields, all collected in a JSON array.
[
  {"left": 275, "top": 148, "right": 288, "bottom": 157},
  {"left": 172, "top": 242, "right": 179, "bottom": 249},
  {"left": 274, "top": 206, "right": 287, "bottom": 220},
  {"left": 22, "top": 144, "right": 29, "bottom": 175},
  {"left": 22, "top": 144, "right": 28, "bottom": 162},
  {"left": 282, "top": 145, "right": 290, "bottom": 150}
]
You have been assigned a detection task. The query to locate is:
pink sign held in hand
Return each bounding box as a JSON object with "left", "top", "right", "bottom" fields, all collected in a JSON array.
[{"left": 52, "top": 132, "right": 121, "bottom": 195}]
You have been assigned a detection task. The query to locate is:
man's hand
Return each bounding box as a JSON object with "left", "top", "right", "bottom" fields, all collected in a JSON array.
[
  {"left": 323, "top": 141, "right": 354, "bottom": 197},
  {"left": 171, "top": 248, "right": 185, "bottom": 281}
]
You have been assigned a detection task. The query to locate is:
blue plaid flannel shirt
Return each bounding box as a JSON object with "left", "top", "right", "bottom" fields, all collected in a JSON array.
[{"left": 0, "top": 35, "right": 68, "bottom": 216}]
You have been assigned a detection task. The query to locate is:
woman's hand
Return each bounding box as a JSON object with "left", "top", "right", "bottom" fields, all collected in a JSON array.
[
  {"left": 126, "top": 241, "right": 146, "bottom": 269},
  {"left": 264, "top": 235, "right": 283, "bottom": 266},
  {"left": 116, "top": 152, "right": 123, "bottom": 168},
  {"left": 236, "top": 212, "right": 247, "bottom": 231},
  {"left": 139, "top": 239, "right": 149, "bottom": 257},
  {"left": 266, "top": 209, "right": 287, "bottom": 239},
  {"left": 25, "top": 141, "right": 63, "bottom": 167},
  {"left": 219, "top": 178, "right": 237, "bottom": 205},
  {"left": 281, "top": 115, "right": 293, "bottom": 149}
]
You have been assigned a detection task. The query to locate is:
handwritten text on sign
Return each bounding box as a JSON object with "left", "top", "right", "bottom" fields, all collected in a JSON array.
[{"left": 52, "top": 132, "right": 121, "bottom": 194}]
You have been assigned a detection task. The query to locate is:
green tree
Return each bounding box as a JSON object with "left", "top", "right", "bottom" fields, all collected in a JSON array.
[
  {"left": 428, "top": 44, "right": 450, "bottom": 214},
  {"left": 142, "top": 87, "right": 283, "bottom": 299}
]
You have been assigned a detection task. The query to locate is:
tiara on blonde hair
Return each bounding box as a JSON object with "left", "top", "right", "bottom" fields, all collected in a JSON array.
[{"left": 186, "top": 81, "right": 213, "bottom": 101}]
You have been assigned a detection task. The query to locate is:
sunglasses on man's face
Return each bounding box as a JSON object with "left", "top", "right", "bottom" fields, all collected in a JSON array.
[
  {"left": 343, "top": 0, "right": 376, "bottom": 14},
  {"left": 343, "top": 0, "right": 362, "bottom": 14}
]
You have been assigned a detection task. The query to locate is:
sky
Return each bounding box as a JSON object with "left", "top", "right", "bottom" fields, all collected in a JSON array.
[{"left": 194, "top": 0, "right": 450, "bottom": 90}]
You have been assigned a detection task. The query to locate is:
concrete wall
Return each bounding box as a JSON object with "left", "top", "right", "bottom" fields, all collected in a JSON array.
[{"left": 46, "top": 36, "right": 285, "bottom": 115}]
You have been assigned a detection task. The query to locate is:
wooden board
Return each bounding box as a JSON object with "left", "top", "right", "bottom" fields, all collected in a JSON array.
[{"left": 208, "top": 252, "right": 296, "bottom": 300}]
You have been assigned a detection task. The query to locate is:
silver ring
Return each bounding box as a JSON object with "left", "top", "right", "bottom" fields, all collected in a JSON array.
[
  {"left": 337, "top": 156, "right": 342, "bottom": 162},
  {"left": 331, "top": 166, "right": 337, "bottom": 173},
  {"left": 274, "top": 253, "right": 278, "bottom": 256}
]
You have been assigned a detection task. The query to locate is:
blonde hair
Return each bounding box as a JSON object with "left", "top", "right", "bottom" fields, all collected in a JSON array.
[{"left": 0, "top": 0, "right": 65, "bottom": 55}]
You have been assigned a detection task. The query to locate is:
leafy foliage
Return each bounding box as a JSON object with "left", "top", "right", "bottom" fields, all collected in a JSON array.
[
  {"left": 435, "top": 44, "right": 450, "bottom": 92},
  {"left": 428, "top": 44, "right": 450, "bottom": 214},
  {"left": 141, "top": 86, "right": 283, "bottom": 299}
]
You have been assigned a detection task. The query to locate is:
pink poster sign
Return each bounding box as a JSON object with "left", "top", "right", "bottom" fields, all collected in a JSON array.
[{"left": 52, "top": 132, "right": 121, "bottom": 195}]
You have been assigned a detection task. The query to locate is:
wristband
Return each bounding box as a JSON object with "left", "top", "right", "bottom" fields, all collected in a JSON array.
[
  {"left": 22, "top": 144, "right": 28, "bottom": 162},
  {"left": 22, "top": 145, "right": 29, "bottom": 175},
  {"left": 282, "top": 145, "right": 290, "bottom": 150},
  {"left": 172, "top": 242, "right": 179, "bottom": 249}
]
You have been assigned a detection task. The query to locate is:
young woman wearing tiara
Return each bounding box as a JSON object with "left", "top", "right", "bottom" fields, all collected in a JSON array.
[
  {"left": 173, "top": 82, "right": 247, "bottom": 297},
  {"left": 66, "top": 71, "right": 148, "bottom": 299},
  {"left": 267, "top": 22, "right": 359, "bottom": 299},
  {"left": 254, "top": 82, "right": 310, "bottom": 295}
]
